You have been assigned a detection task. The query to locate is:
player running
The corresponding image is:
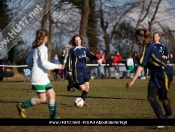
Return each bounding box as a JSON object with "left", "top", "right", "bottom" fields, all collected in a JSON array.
[
  {"left": 126, "top": 29, "right": 173, "bottom": 128},
  {"left": 67, "top": 34, "right": 99, "bottom": 106},
  {"left": 16, "top": 29, "right": 62, "bottom": 119}
]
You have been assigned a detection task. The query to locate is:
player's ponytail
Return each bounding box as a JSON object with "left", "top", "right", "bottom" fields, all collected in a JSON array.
[
  {"left": 134, "top": 29, "right": 151, "bottom": 44},
  {"left": 144, "top": 29, "right": 151, "bottom": 43}
]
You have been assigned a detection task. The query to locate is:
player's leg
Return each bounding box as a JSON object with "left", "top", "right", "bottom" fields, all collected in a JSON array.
[
  {"left": 46, "top": 88, "right": 57, "bottom": 119},
  {"left": 67, "top": 75, "right": 73, "bottom": 91},
  {"left": 79, "top": 69, "right": 90, "bottom": 106},
  {"left": 158, "top": 69, "right": 173, "bottom": 118},
  {"left": 16, "top": 85, "right": 47, "bottom": 118},
  {"left": 147, "top": 77, "right": 166, "bottom": 119}
]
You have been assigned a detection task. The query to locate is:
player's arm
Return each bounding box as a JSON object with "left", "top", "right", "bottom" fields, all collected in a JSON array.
[
  {"left": 40, "top": 47, "right": 62, "bottom": 70},
  {"left": 162, "top": 45, "right": 169, "bottom": 60},
  {"left": 126, "top": 44, "right": 150, "bottom": 89},
  {"left": 86, "top": 48, "right": 99, "bottom": 60}
]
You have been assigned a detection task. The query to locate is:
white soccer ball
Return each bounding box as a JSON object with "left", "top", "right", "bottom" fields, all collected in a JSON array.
[
  {"left": 90, "top": 76, "right": 94, "bottom": 79},
  {"left": 74, "top": 97, "right": 84, "bottom": 107}
]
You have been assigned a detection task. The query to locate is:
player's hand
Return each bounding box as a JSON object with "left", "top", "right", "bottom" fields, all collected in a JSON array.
[
  {"left": 68, "top": 72, "right": 72, "bottom": 76},
  {"left": 162, "top": 55, "right": 167, "bottom": 59},
  {"left": 97, "top": 56, "right": 102, "bottom": 59},
  {"left": 58, "top": 64, "right": 63, "bottom": 69},
  {"left": 126, "top": 80, "right": 134, "bottom": 90},
  {"left": 62, "top": 63, "right": 65, "bottom": 69}
]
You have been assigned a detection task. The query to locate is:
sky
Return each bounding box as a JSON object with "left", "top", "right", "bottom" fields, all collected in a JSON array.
[{"left": 1, "top": 0, "right": 175, "bottom": 59}]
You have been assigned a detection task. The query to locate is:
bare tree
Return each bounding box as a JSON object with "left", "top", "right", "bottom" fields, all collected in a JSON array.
[
  {"left": 79, "top": 0, "right": 90, "bottom": 46},
  {"left": 98, "top": 0, "right": 134, "bottom": 58},
  {"left": 87, "top": 0, "right": 98, "bottom": 54}
]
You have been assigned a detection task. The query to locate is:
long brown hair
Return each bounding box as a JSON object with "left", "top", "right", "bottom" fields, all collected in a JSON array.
[
  {"left": 134, "top": 29, "right": 151, "bottom": 43},
  {"left": 33, "top": 29, "right": 48, "bottom": 48},
  {"left": 71, "top": 34, "right": 82, "bottom": 46}
]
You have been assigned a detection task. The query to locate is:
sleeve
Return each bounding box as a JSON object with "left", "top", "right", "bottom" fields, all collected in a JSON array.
[
  {"left": 39, "top": 47, "right": 58, "bottom": 70},
  {"left": 26, "top": 49, "right": 33, "bottom": 71},
  {"left": 139, "top": 44, "right": 151, "bottom": 67},
  {"left": 164, "top": 45, "right": 169, "bottom": 59},
  {"left": 86, "top": 48, "right": 98, "bottom": 60}
]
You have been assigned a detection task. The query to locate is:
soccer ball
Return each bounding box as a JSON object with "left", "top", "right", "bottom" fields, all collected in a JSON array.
[
  {"left": 90, "top": 76, "right": 94, "bottom": 79},
  {"left": 74, "top": 97, "right": 84, "bottom": 107}
]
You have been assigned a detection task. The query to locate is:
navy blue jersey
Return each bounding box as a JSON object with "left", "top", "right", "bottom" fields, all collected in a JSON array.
[
  {"left": 152, "top": 42, "right": 169, "bottom": 59},
  {"left": 67, "top": 46, "right": 98, "bottom": 71},
  {"left": 140, "top": 43, "right": 167, "bottom": 72}
]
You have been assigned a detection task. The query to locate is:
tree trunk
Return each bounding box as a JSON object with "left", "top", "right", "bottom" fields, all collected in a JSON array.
[
  {"left": 99, "top": 0, "right": 110, "bottom": 58},
  {"left": 87, "top": 0, "right": 98, "bottom": 56},
  {"left": 79, "top": 0, "right": 90, "bottom": 46},
  {"left": 42, "top": 0, "right": 49, "bottom": 29}
]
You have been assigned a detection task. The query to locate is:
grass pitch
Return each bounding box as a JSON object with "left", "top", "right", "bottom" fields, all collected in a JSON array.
[{"left": 0, "top": 78, "right": 175, "bottom": 132}]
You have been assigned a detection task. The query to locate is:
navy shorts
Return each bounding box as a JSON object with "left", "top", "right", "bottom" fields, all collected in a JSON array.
[
  {"left": 148, "top": 66, "right": 173, "bottom": 94},
  {"left": 73, "top": 67, "right": 89, "bottom": 85}
]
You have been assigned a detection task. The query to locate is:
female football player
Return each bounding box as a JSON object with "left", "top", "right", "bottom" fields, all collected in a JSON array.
[
  {"left": 67, "top": 34, "right": 99, "bottom": 106},
  {"left": 152, "top": 32, "right": 169, "bottom": 60},
  {"left": 16, "top": 29, "right": 62, "bottom": 119},
  {"left": 126, "top": 29, "right": 173, "bottom": 127}
]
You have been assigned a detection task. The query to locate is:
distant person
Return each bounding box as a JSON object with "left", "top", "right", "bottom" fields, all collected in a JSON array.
[
  {"left": 132, "top": 51, "right": 139, "bottom": 73},
  {"left": 51, "top": 53, "right": 61, "bottom": 80},
  {"left": 126, "top": 54, "right": 134, "bottom": 78},
  {"left": 169, "top": 53, "right": 174, "bottom": 64},
  {"left": 169, "top": 53, "right": 175, "bottom": 75},
  {"left": 16, "top": 29, "right": 63, "bottom": 119},
  {"left": 104, "top": 55, "right": 114, "bottom": 78},
  {"left": 126, "top": 29, "right": 173, "bottom": 128},
  {"left": 95, "top": 50, "right": 106, "bottom": 78},
  {"left": 59, "top": 48, "right": 67, "bottom": 80},
  {"left": 113, "top": 51, "right": 122, "bottom": 77},
  {"left": 113, "top": 51, "right": 122, "bottom": 65}
]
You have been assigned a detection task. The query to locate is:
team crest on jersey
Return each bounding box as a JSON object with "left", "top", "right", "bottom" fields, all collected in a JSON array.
[
  {"left": 79, "top": 51, "right": 86, "bottom": 58},
  {"left": 159, "top": 47, "right": 163, "bottom": 52}
]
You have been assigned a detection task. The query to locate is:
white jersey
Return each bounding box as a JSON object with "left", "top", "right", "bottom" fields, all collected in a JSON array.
[
  {"left": 26, "top": 44, "right": 58, "bottom": 85},
  {"left": 127, "top": 58, "right": 134, "bottom": 67}
]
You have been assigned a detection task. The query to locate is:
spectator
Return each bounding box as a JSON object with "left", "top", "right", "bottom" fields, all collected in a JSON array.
[
  {"left": 104, "top": 55, "right": 114, "bottom": 78},
  {"left": 126, "top": 54, "right": 134, "bottom": 78},
  {"left": 95, "top": 50, "right": 106, "bottom": 78},
  {"left": 169, "top": 53, "right": 174, "bottom": 64},
  {"left": 169, "top": 53, "right": 175, "bottom": 75},
  {"left": 132, "top": 51, "right": 139, "bottom": 73},
  {"left": 113, "top": 51, "right": 122, "bottom": 77},
  {"left": 113, "top": 51, "right": 122, "bottom": 65},
  {"left": 59, "top": 48, "right": 67, "bottom": 80},
  {"left": 51, "top": 53, "right": 61, "bottom": 81}
]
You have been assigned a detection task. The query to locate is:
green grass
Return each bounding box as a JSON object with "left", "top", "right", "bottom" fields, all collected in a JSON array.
[{"left": 0, "top": 78, "right": 175, "bottom": 132}]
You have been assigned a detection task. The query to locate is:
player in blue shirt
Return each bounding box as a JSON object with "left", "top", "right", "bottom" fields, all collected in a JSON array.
[
  {"left": 67, "top": 34, "right": 99, "bottom": 106},
  {"left": 126, "top": 29, "right": 173, "bottom": 121},
  {"left": 152, "top": 32, "right": 169, "bottom": 60}
]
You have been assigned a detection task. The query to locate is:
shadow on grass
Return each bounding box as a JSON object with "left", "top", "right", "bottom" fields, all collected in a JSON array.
[{"left": 57, "top": 94, "right": 146, "bottom": 101}]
